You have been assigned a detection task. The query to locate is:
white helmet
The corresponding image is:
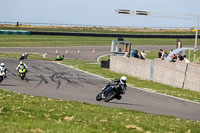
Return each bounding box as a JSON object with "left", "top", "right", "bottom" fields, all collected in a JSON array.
[
  {"left": 120, "top": 76, "right": 127, "bottom": 84},
  {"left": 1, "top": 63, "right": 5, "bottom": 67}
]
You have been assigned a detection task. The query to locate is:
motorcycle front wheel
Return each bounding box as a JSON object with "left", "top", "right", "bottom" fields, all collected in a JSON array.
[
  {"left": 20, "top": 73, "right": 25, "bottom": 80},
  {"left": 96, "top": 93, "right": 102, "bottom": 101}
]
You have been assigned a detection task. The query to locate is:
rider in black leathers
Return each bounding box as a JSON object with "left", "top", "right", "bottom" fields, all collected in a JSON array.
[{"left": 102, "top": 76, "right": 127, "bottom": 100}]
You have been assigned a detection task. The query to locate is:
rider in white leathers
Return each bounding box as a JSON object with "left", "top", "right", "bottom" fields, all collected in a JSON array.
[
  {"left": 16, "top": 61, "right": 28, "bottom": 72},
  {"left": 0, "top": 63, "right": 7, "bottom": 78}
]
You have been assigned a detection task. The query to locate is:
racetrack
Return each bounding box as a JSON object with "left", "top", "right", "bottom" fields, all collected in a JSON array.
[{"left": 1, "top": 57, "right": 200, "bottom": 121}]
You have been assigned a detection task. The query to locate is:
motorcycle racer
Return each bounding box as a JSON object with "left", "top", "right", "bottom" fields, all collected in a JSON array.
[
  {"left": 0, "top": 63, "right": 7, "bottom": 78},
  {"left": 16, "top": 61, "right": 28, "bottom": 72},
  {"left": 102, "top": 76, "right": 127, "bottom": 100}
]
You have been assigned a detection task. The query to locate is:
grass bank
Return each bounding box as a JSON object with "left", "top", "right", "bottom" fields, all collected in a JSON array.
[
  {"left": 0, "top": 34, "right": 197, "bottom": 47},
  {"left": 0, "top": 89, "right": 200, "bottom": 133}
]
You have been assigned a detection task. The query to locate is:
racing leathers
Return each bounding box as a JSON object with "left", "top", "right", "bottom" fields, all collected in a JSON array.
[
  {"left": 16, "top": 63, "right": 28, "bottom": 73},
  {"left": 0, "top": 66, "right": 7, "bottom": 78}
]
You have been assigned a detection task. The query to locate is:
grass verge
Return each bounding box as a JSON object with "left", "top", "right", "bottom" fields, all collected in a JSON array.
[
  {"left": 0, "top": 34, "right": 197, "bottom": 47},
  {"left": 0, "top": 89, "right": 200, "bottom": 133},
  {"left": 0, "top": 52, "right": 54, "bottom": 61}
]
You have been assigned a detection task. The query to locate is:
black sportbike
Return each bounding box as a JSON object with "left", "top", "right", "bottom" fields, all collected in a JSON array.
[{"left": 96, "top": 85, "right": 124, "bottom": 102}]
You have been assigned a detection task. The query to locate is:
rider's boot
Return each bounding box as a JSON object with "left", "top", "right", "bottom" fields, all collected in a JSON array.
[{"left": 116, "top": 95, "right": 122, "bottom": 100}]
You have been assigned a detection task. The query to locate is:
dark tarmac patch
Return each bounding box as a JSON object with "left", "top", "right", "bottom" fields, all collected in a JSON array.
[
  {"left": 31, "top": 71, "right": 98, "bottom": 89},
  {"left": 34, "top": 75, "right": 49, "bottom": 89}
]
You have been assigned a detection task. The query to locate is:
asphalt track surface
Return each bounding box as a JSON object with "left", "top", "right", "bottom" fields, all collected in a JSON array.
[{"left": 1, "top": 46, "right": 200, "bottom": 121}]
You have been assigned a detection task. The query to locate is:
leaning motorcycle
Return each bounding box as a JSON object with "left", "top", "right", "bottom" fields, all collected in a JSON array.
[
  {"left": 96, "top": 85, "right": 123, "bottom": 102},
  {"left": 18, "top": 68, "right": 26, "bottom": 80}
]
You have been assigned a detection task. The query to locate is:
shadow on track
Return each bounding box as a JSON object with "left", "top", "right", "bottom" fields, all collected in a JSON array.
[
  {"left": 108, "top": 101, "right": 148, "bottom": 107},
  {"left": 0, "top": 84, "right": 19, "bottom": 87}
]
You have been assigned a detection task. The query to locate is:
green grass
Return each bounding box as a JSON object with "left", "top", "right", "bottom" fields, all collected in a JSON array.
[
  {"left": 0, "top": 89, "right": 200, "bottom": 133},
  {"left": 0, "top": 34, "right": 198, "bottom": 47},
  {"left": 0, "top": 35, "right": 113, "bottom": 47},
  {"left": 0, "top": 52, "right": 54, "bottom": 61}
]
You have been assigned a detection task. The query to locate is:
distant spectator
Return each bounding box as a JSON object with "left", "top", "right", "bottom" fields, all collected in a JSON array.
[
  {"left": 132, "top": 50, "right": 136, "bottom": 57},
  {"left": 177, "top": 53, "right": 184, "bottom": 61},
  {"left": 158, "top": 49, "right": 163, "bottom": 58},
  {"left": 161, "top": 50, "right": 168, "bottom": 60},
  {"left": 172, "top": 54, "right": 177, "bottom": 62},
  {"left": 133, "top": 50, "right": 139, "bottom": 58},
  {"left": 183, "top": 55, "right": 190, "bottom": 63},
  {"left": 140, "top": 51, "right": 146, "bottom": 60},
  {"left": 16, "top": 21, "right": 19, "bottom": 27},
  {"left": 172, "top": 53, "right": 183, "bottom": 62}
]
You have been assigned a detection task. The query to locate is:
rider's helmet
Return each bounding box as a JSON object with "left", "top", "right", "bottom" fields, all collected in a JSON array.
[
  {"left": 20, "top": 61, "right": 23, "bottom": 65},
  {"left": 120, "top": 76, "right": 127, "bottom": 84},
  {"left": 1, "top": 63, "right": 5, "bottom": 67}
]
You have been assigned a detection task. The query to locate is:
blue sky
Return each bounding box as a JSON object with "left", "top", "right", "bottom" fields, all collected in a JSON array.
[{"left": 0, "top": 0, "right": 200, "bottom": 28}]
